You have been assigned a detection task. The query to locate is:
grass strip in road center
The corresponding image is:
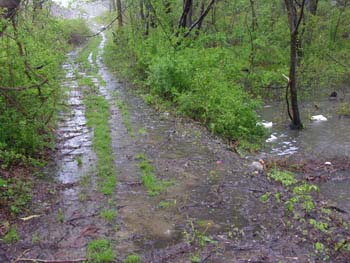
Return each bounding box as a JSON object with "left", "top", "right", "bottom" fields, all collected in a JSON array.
[{"left": 84, "top": 84, "right": 116, "bottom": 195}]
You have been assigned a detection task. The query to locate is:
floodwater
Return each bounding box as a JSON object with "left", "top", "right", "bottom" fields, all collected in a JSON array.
[
  {"left": 260, "top": 98, "right": 350, "bottom": 159},
  {"left": 260, "top": 96, "right": 350, "bottom": 217}
]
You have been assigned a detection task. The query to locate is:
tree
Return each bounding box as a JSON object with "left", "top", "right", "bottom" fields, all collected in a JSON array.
[
  {"left": 116, "top": 0, "right": 123, "bottom": 27},
  {"left": 284, "top": 0, "right": 306, "bottom": 129},
  {"left": 306, "top": 0, "right": 318, "bottom": 15}
]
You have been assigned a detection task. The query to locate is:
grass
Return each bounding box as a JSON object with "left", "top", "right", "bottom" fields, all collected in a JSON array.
[
  {"left": 100, "top": 209, "right": 116, "bottom": 223},
  {"left": 69, "top": 36, "right": 116, "bottom": 198},
  {"left": 114, "top": 92, "right": 134, "bottom": 136},
  {"left": 83, "top": 85, "right": 116, "bottom": 195},
  {"left": 77, "top": 35, "right": 101, "bottom": 73},
  {"left": 2, "top": 226, "right": 19, "bottom": 244},
  {"left": 57, "top": 208, "right": 65, "bottom": 223},
  {"left": 124, "top": 254, "right": 142, "bottom": 263},
  {"left": 76, "top": 156, "right": 83, "bottom": 167},
  {"left": 78, "top": 37, "right": 117, "bottom": 196},
  {"left": 135, "top": 153, "right": 173, "bottom": 196},
  {"left": 87, "top": 239, "right": 115, "bottom": 263},
  {"left": 31, "top": 232, "right": 40, "bottom": 244}
]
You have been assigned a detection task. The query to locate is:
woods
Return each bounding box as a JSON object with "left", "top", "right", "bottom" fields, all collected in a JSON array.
[{"left": 104, "top": 0, "right": 350, "bottom": 146}]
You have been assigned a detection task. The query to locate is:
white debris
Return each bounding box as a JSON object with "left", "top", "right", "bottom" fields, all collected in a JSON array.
[
  {"left": 20, "top": 215, "right": 41, "bottom": 221},
  {"left": 311, "top": 115, "right": 327, "bottom": 121},
  {"left": 325, "top": 162, "right": 332, "bottom": 166},
  {"left": 250, "top": 160, "right": 265, "bottom": 172},
  {"left": 266, "top": 134, "right": 278, "bottom": 142},
  {"left": 257, "top": 121, "right": 273, "bottom": 128}
]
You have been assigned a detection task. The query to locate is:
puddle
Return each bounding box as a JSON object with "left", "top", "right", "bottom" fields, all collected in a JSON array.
[{"left": 56, "top": 54, "right": 95, "bottom": 184}]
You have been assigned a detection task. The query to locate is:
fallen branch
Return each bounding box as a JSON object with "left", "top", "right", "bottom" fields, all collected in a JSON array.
[
  {"left": 200, "top": 252, "right": 212, "bottom": 263},
  {"left": 86, "top": 2, "right": 131, "bottom": 38},
  {"left": 11, "top": 249, "right": 30, "bottom": 263}
]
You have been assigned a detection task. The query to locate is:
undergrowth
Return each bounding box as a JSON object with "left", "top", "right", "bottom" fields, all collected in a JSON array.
[
  {"left": 262, "top": 168, "right": 350, "bottom": 261},
  {"left": 103, "top": 31, "right": 266, "bottom": 151}
]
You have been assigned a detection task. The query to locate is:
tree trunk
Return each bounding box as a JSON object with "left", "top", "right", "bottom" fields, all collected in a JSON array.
[
  {"left": 306, "top": 0, "right": 318, "bottom": 15},
  {"left": 285, "top": 0, "right": 305, "bottom": 129},
  {"left": 179, "top": 0, "right": 193, "bottom": 28},
  {"left": 196, "top": 0, "right": 205, "bottom": 32},
  {"left": 249, "top": 0, "right": 258, "bottom": 31},
  {"left": 116, "top": 0, "right": 123, "bottom": 27},
  {"left": 289, "top": 31, "right": 302, "bottom": 129}
]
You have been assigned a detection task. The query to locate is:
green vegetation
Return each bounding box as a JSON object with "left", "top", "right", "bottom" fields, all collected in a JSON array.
[
  {"left": 159, "top": 200, "right": 175, "bottom": 209},
  {"left": 0, "top": 176, "right": 32, "bottom": 216},
  {"left": 77, "top": 36, "right": 101, "bottom": 73},
  {"left": 2, "top": 226, "right": 19, "bottom": 244},
  {"left": 104, "top": 31, "right": 265, "bottom": 150},
  {"left": 337, "top": 103, "right": 350, "bottom": 117},
  {"left": 100, "top": 209, "right": 116, "bottom": 223},
  {"left": 135, "top": 153, "right": 173, "bottom": 196},
  {"left": 31, "top": 233, "right": 41, "bottom": 244},
  {"left": 84, "top": 87, "right": 116, "bottom": 195},
  {"left": 0, "top": 10, "right": 89, "bottom": 159},
  {"left": 114, "top": 92, "right": 134, "bottom": 136},
  {"left": 78, "top": 36, "right": 117, "bottom": 196},
  {"left": 183, "top": 220, "right": 217, "bottom": 249},
  {"left": 268, "top": 169, "right": 297, "bottom": 187},
  {"left": 262, "top": 168, "right": 350, "bottom": 260},
  {"left": 57, "top": 208, "right": 65, "bottom": 223},
  {"left": 104, "top": 0, "right": 350, "bottom": 147},
  {"left": 0, "top": 3, "right": 90, "bottom": 217},
  {"left": 124, "top": 254, "right": 142, "bottom": 263},
  {"left": 87, "top": 239, "right": 115, "bottom": 263},
  {"left": 76, "top": 156, "right": 83, "bottom": 167}
]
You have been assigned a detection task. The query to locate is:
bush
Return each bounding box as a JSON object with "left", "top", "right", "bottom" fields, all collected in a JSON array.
[{"left": 0, "top": 8, "right": 90, "bottom": 163}]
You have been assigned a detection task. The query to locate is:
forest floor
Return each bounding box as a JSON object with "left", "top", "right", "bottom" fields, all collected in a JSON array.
[{"left": 1, "top": 3, "right": 350, "bottom": 263}]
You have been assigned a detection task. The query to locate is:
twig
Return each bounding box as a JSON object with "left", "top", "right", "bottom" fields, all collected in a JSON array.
[
  {"left": 200, "top": 252, "right": 212, "bottom": 263},
  {"left": 11, "top": 249, "right": 30, "bottom": 263},
  {"left": 13, "top": 258, "right": 87, "bottom": 263}
]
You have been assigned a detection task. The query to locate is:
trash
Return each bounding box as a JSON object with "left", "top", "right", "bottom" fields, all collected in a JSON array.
[
  {"left": 311, "top": 115, "right": 327, "bottom": 121},
  {"left": 257, "top": 121, "right": 273, "bottom": 128},
  {"left": 250, "top": 159, "right": 265, "bottom": 172},
  {"left": 266, "top": 134, "right": 278, "bottom": 142}
]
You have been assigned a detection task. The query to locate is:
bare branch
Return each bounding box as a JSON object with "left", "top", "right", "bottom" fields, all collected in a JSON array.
[{"left": 0, "top": 78, "right": 48, "bottom": 91}]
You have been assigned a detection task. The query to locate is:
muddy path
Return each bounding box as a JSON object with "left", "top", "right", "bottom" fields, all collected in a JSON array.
[
  {"left": 2, "top": 3, "right": 350, "bottom": 263},
  {"left": 0, "top": 31, "right": 288, "bottom": 263}
]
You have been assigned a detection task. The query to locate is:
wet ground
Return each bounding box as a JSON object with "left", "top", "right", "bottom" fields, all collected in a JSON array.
[{"left": 1, "top": 2, "right": 350, "bottom": 263}]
